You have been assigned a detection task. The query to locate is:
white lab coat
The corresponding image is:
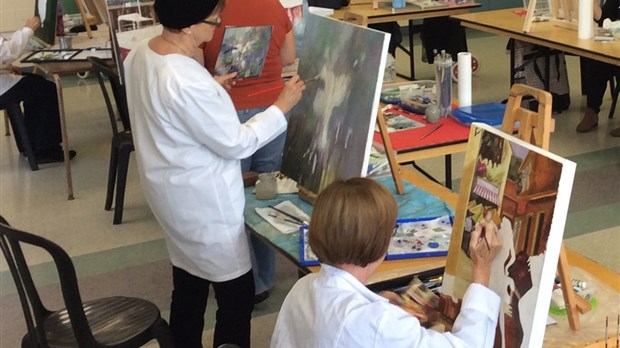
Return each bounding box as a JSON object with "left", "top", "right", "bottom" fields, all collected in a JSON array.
[
  {"left": 124, "top": 40, "right": 287, "bottom": 282},
  {"left": 272, "top": 264, "right": 500, "bottom": 348},
  {"left": 0, "top": 27, "right": 33, "bottom": 95}
]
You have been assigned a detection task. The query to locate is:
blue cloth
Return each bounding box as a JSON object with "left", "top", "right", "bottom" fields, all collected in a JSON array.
[
  {"left": 237, "top": 107, "right": 287, "bottom": 173},
  {"left": 244, "top": 175, "right": 454, "bottom": 265}
]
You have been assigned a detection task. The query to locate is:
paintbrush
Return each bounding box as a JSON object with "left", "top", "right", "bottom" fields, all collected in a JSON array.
[
  {"left": 420, "top": 123, "right": 443, "bottom": 140},
  {"left": 269, "top": 205, "right": 308, "bottom": 225},
  {"left": 246, "top": 75, "right": 320, "bottom": 97},
  {"left": 606, "top": 316, "right": 609, "bottom": 348},
  {"left": 268, "top": 213, "right": 303, "bottom": 225}
]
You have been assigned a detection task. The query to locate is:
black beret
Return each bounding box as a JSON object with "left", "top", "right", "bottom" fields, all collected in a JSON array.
[{"left": 154, "top": 0, "right": 219, "bottom": 29}]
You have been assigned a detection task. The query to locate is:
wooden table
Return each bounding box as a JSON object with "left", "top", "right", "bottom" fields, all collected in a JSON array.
[
  {"left": 453, "top": 8, "right": 620, "bottom": 67},
  {"left": 244, "top": 167, "right": 457, "bottom": 285},
  {"left": 334, "top": 1, "right": 481, "bottom": 80},
  {"left": 374, "top": 100, "right": 471, "bottom": 192},
  {"left": 29, "top": 26, "right": 112, "bottom": 200}
]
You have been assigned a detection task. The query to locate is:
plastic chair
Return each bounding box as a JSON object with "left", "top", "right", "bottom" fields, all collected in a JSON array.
[
  {"left": 0, "top": 215, "right": 174, "bottom": 347},
  {"left": 117, "top": 0, "right": 154, "bottom": 32},
  {"left": 88, "top": 56, "right": 134, "bottom": 225},
  {"left": 0, "top": 102, "right": 39, "bottom": 171}
]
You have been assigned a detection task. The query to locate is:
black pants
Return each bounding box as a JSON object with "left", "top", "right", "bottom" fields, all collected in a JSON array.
[
  {"left": 0, "top": 73, "right": 61, "bottom": 154},
  {"left": 581, "top": 58, "right": 620, "bottom": 113},
  {"left": 169, "top": 266, "right": 254, "bottom": 348}
]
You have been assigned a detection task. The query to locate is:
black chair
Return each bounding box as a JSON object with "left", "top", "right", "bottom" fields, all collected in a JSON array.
[
  {"left": 87, "top": 56, "right": 134, "bottom": 225},
  {"left": 0, "top": 215, "right": 174, "bottom": 347},
  {"left": 0, "top": 102, "right": 39, "bottom": 171}
]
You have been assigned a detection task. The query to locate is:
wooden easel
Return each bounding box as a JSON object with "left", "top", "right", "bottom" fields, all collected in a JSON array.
[
  {"left": 500, "top": 83, "right": 591, "bottom": 330},
  {"left": 75, "top": 0, "right": 100, "bottom": 38},
  {"left": 523, "top": 0, "right": 579, "bottom": 33},
  {"left": 376, "top": 103, "right": 406, "bottom": 195}
]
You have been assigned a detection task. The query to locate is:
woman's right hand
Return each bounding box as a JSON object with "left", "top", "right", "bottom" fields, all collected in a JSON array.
[
  {"left": 25, "top": 16, "right": 41, "bottom": 31},
  {"left": 469, "top": 222, "right": 502, "bottom": 287},
  {"left": 273, "top": 75, "right": 305, "bottom": 115}
]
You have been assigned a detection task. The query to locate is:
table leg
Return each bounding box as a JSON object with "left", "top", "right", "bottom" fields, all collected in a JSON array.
[
  {"left": 52, "top": 74, "right": 75, "bottom": 200},
  {"left": 444, "top": 154, "right": 452, "bottom": 190},
  {"left": 4, "top": 111, "right": 10, "bottom": 136},
  {"left": 396, "top": 20, "right": 416, "bottom": 81},
  {"left": 408, "top": 20, "right": 415, "bottom": 80}
]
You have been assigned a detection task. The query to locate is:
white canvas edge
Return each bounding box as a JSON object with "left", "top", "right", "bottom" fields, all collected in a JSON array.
[
  {"left": 471, "top": 123, "right": 577, "bottom": 348},
  {"left": 360, "top": 28, "right": 390, "bottom": 176},
  {"left": 529, "top": 158, "right": 576, "bottom": 348}
]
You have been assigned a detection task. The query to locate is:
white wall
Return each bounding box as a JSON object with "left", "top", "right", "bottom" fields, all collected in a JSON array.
[{"left": 0, "top": 0, "right": 36, "bottom": 32}]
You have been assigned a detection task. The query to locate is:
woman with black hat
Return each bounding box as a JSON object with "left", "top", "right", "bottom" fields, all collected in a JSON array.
[{"left": 123, "top": 0, "right": 305, "bottom": 346}]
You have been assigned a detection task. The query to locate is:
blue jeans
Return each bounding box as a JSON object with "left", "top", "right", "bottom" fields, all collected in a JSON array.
[
  {"left": 238, "top": 107, "right": 286, "bottom": 294},
  {"left": 237, "top": 107, "right": 287, "bottom": 173}
]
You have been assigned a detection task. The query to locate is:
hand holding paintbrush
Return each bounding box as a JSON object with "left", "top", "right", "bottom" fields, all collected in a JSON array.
[
  {"left": 469, "top": 222, "right": 502, "bottom": 287},
  {"left": 272, "top": 74, "right": 306, "bottom": 114}
]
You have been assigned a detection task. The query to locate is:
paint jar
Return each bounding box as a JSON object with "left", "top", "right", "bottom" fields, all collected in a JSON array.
[
  {"left": 425, "top": 104, "right": 440, "bottom": 123},
  {"left": 59, "top": 36, "right": 72, "bottom": 50},
  {"left": 255, "top": 173, "right": 278, "bottom": 200}
]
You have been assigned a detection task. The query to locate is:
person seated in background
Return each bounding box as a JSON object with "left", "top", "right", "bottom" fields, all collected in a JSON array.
[
  {"left": 0, "top": 16, "right": 76, "bottom": 164},
  {"left": 576, "top": 0, "right": 620, "bottom": 136},
  {"left": 271, "top": 177, "right": 503, "bottom": 348}
]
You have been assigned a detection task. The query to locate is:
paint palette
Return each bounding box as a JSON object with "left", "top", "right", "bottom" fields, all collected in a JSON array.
[
  {"left": 299, "top": 215, "right": 453, "bottom": 266},
  {"left": 387, "top": 216, "right": 453, "bottom": 260}
]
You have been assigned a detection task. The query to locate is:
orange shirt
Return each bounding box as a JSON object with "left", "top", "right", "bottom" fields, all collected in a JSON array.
[{"left": 203, "top": 0, "right": 293, "bottom": 111}]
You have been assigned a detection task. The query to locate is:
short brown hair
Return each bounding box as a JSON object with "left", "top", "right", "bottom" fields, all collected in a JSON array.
[{"left": 308, "top": 178, "right": 397, "bottom": 267}]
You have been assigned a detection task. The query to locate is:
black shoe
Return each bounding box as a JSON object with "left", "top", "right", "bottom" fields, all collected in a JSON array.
[
  {"left": 36, "top": 149, "right": 76, "bottom": 164},
  {"left": 254, "top": 290, "right": 270, "bottom": 304}
]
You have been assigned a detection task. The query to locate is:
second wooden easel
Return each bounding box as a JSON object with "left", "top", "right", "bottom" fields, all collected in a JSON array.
[
  {"left": 500, "top": 83, "right": 591, "bottom": 330},
  {"left": 523, "top": 0, "right": 580, "bottom": 32}
]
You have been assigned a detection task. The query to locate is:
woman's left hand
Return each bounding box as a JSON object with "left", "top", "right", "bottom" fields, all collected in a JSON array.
[{"left": 214, "top": 72, "right": 238, "bottom": 91}]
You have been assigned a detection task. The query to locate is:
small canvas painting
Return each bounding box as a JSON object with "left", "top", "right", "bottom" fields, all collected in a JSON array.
[
  {"left": 439, "top": 123, "right": 576, "bottom": 348},
  {"left": 280, "top": 14, "right": 390, "bottom": 194},
  {"left": 214, "top": 26, "right": 273, "bottom": 78}
]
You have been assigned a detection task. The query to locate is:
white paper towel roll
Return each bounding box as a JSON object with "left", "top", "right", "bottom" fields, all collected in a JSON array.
[
  {"left": 458, "top": 52, "right": 472, "bottom": 107},
  {"left": 578, "top": 0, "right": 593, "bottom": 40}
]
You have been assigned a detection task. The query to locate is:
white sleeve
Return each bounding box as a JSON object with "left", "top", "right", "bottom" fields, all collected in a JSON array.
[
  {"left": 0, "top": 28, "right": 34, "bottom": 68},
  {"left": 449, "top": 283, "right": 501, "bottom": 348},
  {"left": 169, "top": 82, "right": 287, "bottom": 160}
]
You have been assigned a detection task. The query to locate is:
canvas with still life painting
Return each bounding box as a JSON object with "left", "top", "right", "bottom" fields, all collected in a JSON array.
[
  {"left": 280, "top": 14, "right": 389, "bottom": 194},
  {"left": 214, "top": 26, "right": 272, "bottom": 78},
  {"left": 440, "top": 123, "right": 576, "bottom": 348}
]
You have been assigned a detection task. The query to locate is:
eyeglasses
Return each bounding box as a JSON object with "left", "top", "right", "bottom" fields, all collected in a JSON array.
[{"left": 201, "top": 16, "right": 222, "bottom": 27}]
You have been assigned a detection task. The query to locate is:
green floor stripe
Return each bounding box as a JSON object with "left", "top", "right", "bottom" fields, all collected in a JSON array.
[
  {"left": 563, "top": 202, "right": 620, "bottom": 239},
  {"left": 566, "top": 147, "right": 620, "bottom": 171},
  {"left": 1, "top": 238, "right": 168, "bottom": 295}
]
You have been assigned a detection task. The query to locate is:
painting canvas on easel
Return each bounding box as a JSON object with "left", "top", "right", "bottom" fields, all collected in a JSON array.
[
  {"left": 280, "top": 14, "right": 390, "bottom": 194},
  {"left": 439, "top": 123, "right": 576, "bottom": 348}
]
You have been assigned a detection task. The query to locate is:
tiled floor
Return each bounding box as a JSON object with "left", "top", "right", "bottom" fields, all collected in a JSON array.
[{"left": 1, "top": 30, "right": 618, "bottom": 347}]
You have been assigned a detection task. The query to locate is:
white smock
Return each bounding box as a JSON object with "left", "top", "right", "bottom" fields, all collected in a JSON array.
[
  {"left": 0, "top": 27, "right": 33, "bottom": 96},
  {"left": 124, "top": 39, "right": 287, "bottom": 282},
  {"left": 272, "top": 264, "right": 500, "bottom": 348}
]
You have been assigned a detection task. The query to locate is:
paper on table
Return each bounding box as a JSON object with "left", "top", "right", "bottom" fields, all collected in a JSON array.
[{"left": 255, "top": 200, "right": 310, "bottom": 234}]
